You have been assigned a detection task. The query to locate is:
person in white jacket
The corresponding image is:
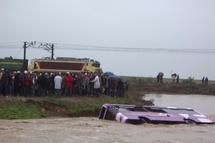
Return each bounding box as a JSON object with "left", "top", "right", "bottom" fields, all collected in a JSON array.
[
  {"left": 91, "top": 74, "right": 100, "bottom": 96},
  {"left": 54, "top": 73, "right": 63, "bottom": 95}
]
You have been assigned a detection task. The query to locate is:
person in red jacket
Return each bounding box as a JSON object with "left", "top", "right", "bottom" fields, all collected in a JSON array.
[
  {"left": 65, "top": 72, "right": 74, "bottom": 96},
  {"left": 23, "top": 71, "right": 33, "bottom": 96}
]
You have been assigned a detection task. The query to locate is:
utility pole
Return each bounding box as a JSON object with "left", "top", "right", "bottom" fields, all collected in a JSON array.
[
  {"left": 23, "top": 42, "right": 27, "bottom": 71},
  {"left": 51, "top": 44, "right": 54, "bottom": 60}
]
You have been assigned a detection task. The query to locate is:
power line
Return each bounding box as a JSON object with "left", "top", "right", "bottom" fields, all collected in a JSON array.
[
  {"left": 0, "top": 46, "right": 21, "bottom": 49},
  {"left": 0, "top": 41, "right": 22, "bottom": 45},
  {"left": 1, "top": 42, "right": 215, "bottom": 54},
  {"left": 55, "top": 43, "right": 215, "bottom": 54}
]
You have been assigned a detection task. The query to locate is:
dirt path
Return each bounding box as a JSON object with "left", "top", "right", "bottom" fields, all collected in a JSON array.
[{"left": 0, "top": 116, "right": 215, "bottom": 143}]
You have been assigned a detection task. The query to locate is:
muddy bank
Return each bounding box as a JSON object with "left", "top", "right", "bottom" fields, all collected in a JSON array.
[{"left": 0, "top": 117, "right": 215, "bottom": 143}]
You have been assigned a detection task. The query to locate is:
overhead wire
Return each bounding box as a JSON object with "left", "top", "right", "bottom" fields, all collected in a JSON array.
[
  {"left": 55, "top": 43, "right": 215, "bottom": 54},
  {"left": 0, "top": 42, "right": 23, "bottom": 49},
  {"left": 0, "top": 42, "right": 215, "bottom": 54}
]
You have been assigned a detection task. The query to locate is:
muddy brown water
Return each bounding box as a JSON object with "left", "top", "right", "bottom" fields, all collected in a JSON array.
[
  {"left": 0, "top": 117, "right": 215, "bottom": 143},
  {"left": 143, "top": 94, "right": 215, "bottom": 115}
]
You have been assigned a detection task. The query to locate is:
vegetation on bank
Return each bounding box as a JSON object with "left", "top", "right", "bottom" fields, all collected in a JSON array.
[
  {"left": 0, "top": 92, "right": 148, "bottom": 119},
  {"left": 0, "top": 103, "right": 41, "bottom": 119}
]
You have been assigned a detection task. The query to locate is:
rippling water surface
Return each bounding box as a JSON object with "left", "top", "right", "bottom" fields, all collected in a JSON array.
[{"left": 143, "top": 94, "right": 215, "bottom": 115}]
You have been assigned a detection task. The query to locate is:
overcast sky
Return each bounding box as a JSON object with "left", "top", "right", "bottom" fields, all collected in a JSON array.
[{"left": 0, "top": 0, "right": 215, "bottom": 79}]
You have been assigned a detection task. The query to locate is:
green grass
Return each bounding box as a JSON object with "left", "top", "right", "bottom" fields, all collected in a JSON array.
[
  {"left": 66, "top": 96, "right": 132, "bottom": 113},
  {"left": 0, "top": 103, "right": 41, "bottom": 119},
  {"left": 0, "top": 76, "right": 157, "bottom": 120},
  {"left": 0, "top": 92, "right": 145, "bottom": 120},
  {"left": 45, "top": 95, "right": 142, "bottom": 116}
]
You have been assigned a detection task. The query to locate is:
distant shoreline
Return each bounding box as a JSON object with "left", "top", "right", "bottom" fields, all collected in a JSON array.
[{"left": 123, "top": 76, "right": 215, "bottom": 95}]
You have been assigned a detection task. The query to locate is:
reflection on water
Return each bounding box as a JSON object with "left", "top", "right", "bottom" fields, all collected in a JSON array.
[{"left": 143, "top": 94, "right": 215, "bottom": 115}]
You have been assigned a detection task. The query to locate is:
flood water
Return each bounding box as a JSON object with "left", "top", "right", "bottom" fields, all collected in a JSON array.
[
  {"left": 1, "top": 117, "right": 215, "bottom": 143},
  {"left": 143, "top": 94, "right": 215, "bottom": 115}
]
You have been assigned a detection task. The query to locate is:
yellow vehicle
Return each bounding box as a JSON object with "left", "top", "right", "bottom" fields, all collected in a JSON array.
[{"left": 29, "top": 57, "right": 102, "bottom": 73}]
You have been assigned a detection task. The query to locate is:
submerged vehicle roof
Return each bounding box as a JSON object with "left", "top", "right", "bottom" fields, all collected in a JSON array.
[{"left": 99, "top": 104, "right": 214, "bottom": 124}]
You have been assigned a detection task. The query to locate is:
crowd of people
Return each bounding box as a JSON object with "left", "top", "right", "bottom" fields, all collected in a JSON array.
[
  {"left": 157, "top": 72, "right": 210, "bottom": 85},
  {"left": 0, "top": 69, "right": 126, "bottom": 97}
]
